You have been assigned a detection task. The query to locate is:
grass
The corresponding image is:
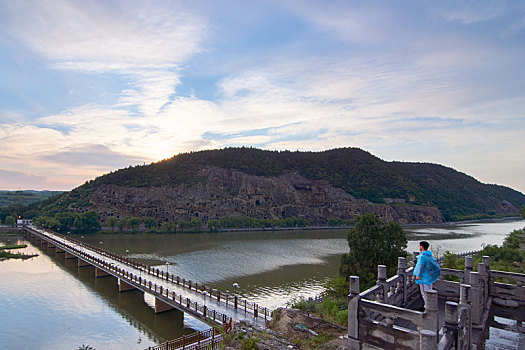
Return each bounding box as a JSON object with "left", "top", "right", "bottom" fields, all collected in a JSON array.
[
  {"left": 0, "top": 250, "right": 37, "bottom": 260},
  {"left": 294, "top": 333, "right": 334, "bottom": 349},
  {"left": 0, "top": 244, "right": 27, "bottom": 250}
]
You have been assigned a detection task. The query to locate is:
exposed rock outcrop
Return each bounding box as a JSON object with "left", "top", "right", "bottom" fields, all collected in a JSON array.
[{"left": 89, "top": 166, "right": 444, "bottom": 225}]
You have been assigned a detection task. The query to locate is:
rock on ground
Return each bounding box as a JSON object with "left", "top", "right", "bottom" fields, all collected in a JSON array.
[{"left": 223, "top": 308, "right": 347, "bottom": 349}]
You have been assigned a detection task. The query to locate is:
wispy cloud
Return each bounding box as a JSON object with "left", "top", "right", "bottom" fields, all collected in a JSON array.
[{"left": 0, "top": 0, "right": 524, "bottom": 193}]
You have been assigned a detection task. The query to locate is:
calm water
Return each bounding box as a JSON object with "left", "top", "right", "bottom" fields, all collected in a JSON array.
[{"left": 1, "top": 219, "right": 523, "bottom": 349}]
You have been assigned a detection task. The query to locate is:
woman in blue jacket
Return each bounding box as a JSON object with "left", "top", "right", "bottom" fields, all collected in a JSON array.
[{"left": 413, "top": 241, "right": 441, "bottom": 309}]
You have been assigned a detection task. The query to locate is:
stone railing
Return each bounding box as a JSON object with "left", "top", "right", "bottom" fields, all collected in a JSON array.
[{"left": 345, "top": 252, "right": 525, "bottom": 350}]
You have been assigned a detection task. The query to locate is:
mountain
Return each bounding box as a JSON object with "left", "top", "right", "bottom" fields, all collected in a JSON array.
[
  {"left": 34, "top": 147, "right": 525, "bottom": 225},
  {"left": 0, "top": 190, "right": 63, "bottom": 207}
]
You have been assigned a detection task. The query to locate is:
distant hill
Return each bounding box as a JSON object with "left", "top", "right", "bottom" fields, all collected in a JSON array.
[
  {"left": 0, "top": 190, "right": 63, "bottom": 208},
  {"left": 34, "top": 147, "right": 525, "bottom": 223}
]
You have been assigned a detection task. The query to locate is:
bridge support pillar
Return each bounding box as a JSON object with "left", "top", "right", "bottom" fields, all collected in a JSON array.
[
  {"left": 154, "top": 298, "right": 174, "bottom": 313},
  {"left": 56, "top": 247, "right": 65, "bottom": 254},
  {"left": 65, "top": 251, "right": 77, "bottom": 259},
  {"left": 78, "top": 258, "right": 90, "bottom": 267},
  {"left": 47, "top": 245, "right": 56, "bottom": 253},
  {"left": 40, "top": 239, "right": 48, "bottom": 247},
  {"left": 95, "top": 267, "right": 110, "bottom": 277},
  {"left": 118, "top": 279, "right": 136, "bottom": 292}
]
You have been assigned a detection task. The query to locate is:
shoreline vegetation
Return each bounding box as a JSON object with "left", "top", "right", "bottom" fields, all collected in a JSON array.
[
  {"left": 95, "top": 214, "right": 523, "bottom": 235},
  {"left": 0, "top": 244, "right": 37, "bottom": 261},
  {"left": 291, "top": 217, "right": 525, "bottom": 328}
]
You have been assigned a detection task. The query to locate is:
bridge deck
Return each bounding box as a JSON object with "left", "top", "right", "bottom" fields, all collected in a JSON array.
[{"left": 27, "top": 227, "right": 268, "bottom": 328}]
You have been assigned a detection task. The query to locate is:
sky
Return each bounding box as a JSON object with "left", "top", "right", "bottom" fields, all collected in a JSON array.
[{"left": 0, "top": 0, "right": 524, "bottom": 193}]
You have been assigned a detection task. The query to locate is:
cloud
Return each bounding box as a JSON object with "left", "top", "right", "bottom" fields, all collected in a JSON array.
[
  {"left": 42, "top": 144, "right": 149, "bottom": 168},
  {"left": 1, "top": 0, "right": 207, "bottom": 71},
  {"left": 0, "top": 169, "right": 47, "bottom": 190}
]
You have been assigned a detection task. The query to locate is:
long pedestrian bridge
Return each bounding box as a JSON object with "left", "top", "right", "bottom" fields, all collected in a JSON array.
[
  {"left": 18, "top": 225, "right": 525, "bottom": 349},
  {"left": 24, "top": 226, "right": 271, "bottom": 348}
]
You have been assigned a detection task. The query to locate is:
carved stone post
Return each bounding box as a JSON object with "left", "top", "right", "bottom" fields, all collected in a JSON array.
[
  {"left": 346, "top": 276, "right": 361, "bottom": 350},
  {"left": 464, "top": 256, "right": 473, "bottom": 284},
  {"left": 459, "top": 284, "right": 472, "bottom": 348},
  {"left": 470, "top": 272, "right": 482, "bottom": 326},
  {"left": 444, "top": 301, "right": 459, "bottom": 348},
  {"left": 423, "top": 290, "right": 439, "bottom": 337},
  {"left": 397, "top": 257, "right": 408, "bottom": 306},
  {"left": 478, "top": 262, "right": 489, "bottom": 308},
  {"left": 482, "top": 255, "right": 493, "bottom": 297},
  {"left": 419, "top": 330, "right": 437, "bottom": 350},
  {"left": 413, "top": 251, "right": 419, "bottom": 267},
  {"left": 377, "top": 265, "right": 388, "bottom": 303}
]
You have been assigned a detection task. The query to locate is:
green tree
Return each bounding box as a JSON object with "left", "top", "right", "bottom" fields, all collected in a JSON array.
[
  {"left": 190, "top": 217, "right": 202, "bottom": 232},
  {"left": 128, "top": 217, "right": 142, "bottom": 233},
  {"left": 106, "top": 216, "right": 118, "bottom": 232},
  {"left": 73, "top": 210, "right": 101, "bottom": 234},
  {"left": 520, "top": 206, "right": 525, "bottom": 220},
  {"left": 163, "top": 220, "right": 176, "bottom": 233},
  {"left": 144, "top": 217, "right": 158, "bottom": 230},
  {"left": 177, "top": 219, "right": 189, "bottom": 232},
  {"left": 340, "top": 213, "right": 407, "bottom": 290},
  {"left": 4, "top": 215, "right": 16, "bottom": 226},
  {"left": 55, "top": 212, "right": 78, "bottom": 232},
  {"left": 118, "top": 218, "right": 127, "bottom": 232}
]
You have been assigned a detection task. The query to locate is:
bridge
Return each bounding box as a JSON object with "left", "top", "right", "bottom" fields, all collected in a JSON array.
[
  {"left": 344, "top": 253, "right": 525, "bottom": 349},
  {"left": 23, "top": 226, "right": 272, "bottom": 349},
  {"left": 17, "top": 225, "right": 525, "bottom": 349}
]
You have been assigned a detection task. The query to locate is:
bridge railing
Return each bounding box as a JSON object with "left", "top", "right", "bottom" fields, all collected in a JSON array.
[
  {"left": 29, "top": 227, "right": 272, "bottom": 320},
  {"left": 26, "top": 226, "right": 271, "bottom": 322},
  {"left": 346, "top": 252, "right": 509, "bottom": 350},
  {"left": 25, "top": 227, "right": 234, "bottom": 326},
  {"left": 146, "top": 326, "right": 228, "bottom": 350}
]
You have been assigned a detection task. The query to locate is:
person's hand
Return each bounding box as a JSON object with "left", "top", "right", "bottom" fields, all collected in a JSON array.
[{"left": 416, "top": 276, "right": 421, "bottom": 280}]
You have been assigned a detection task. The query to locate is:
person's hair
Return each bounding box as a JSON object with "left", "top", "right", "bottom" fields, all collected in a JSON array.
[{"left": 419, "top": 241, "right": 430, "bottom": 250}]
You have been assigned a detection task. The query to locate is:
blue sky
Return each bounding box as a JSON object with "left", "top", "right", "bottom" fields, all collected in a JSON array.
[{"left": 0, "top": 0, "right": 524, "bottom": 193}]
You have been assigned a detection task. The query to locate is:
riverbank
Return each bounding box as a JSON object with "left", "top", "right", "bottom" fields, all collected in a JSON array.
[
  {"left": 0, "top": 244, "right": 37, "bottom": 261},
  {"left": 94, "top": 215, "right": 523, "bottom": 235}
]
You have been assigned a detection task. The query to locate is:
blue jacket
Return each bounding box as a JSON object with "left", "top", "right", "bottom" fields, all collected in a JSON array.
[{"left": 413, "top": 250, "right": 441, "bottom": 285}]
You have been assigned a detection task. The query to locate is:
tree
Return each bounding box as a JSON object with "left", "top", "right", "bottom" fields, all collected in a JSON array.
[
  {"left": 55, "top": 212, "right": 78, "bottom": 232},
  {"left": 128, "top": 217, "right": 142, "bottom": 233},
  {"left": 144, "top": 217, "right": 158, "bottom": 231},
  {"left": 106, "top": 216, "right": 117, "bottom": 232},
  {"left": 4, "top": 215, "right": 16, "bottom": 226},
  {"left": 73, "top": 210, "right": 101, "bottom": 234},
  {"left": 190, "top": 217, "right": 202, "bottom": 232},
  {"left": 340, "top": 213, "right": 407, "bottom": 290},
  {"left": 118, "top": 218, "right": 127, "bottom": 232},
  {"left": 163, "top": 220, "right": 176, "bottom": 233},
  {"left": 520, "top": 206, "right": 525, "bottom": 220},
  {"left": 177, "top": 219, "right": 189, "bottom": 232}
]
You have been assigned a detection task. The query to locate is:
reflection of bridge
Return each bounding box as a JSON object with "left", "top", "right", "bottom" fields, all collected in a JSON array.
[
  {"left": 24, "top": 226, "right": 272, "bottom": 348},
  {"left": 345, "top": 253, "right": 525, "bottom": 349}
]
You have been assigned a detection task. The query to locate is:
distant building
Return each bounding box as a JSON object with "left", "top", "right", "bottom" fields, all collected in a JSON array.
[{"left": 17, "top": 218, "right": 33, "bottom": 227}]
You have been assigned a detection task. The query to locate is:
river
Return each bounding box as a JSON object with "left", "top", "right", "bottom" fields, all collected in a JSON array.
[{"left": 0, "top": 219, "right": 523, "bottom": 349}]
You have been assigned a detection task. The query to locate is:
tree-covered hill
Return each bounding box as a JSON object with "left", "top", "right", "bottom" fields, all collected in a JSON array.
[
  {"left": 0, "top": 190, "right": 62, "bottom": 207},
  {"left": 35, "top": 147, "right": 525, "bottom": 221}
]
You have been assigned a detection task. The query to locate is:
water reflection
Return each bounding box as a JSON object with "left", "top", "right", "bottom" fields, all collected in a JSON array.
[{"left": 0, "top": 237, "right": 194, "bottom": 350}]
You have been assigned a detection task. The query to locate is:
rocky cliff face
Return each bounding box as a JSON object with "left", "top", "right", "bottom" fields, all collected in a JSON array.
[{"left": 90, "top": 166, "right": 444, "bottom": 225}]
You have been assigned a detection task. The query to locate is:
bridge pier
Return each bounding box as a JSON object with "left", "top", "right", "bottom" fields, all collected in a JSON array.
[
  {"left": 118, "top": 278, "right": 136, "bottom": 292},
  {"left": 95, "top": 267, "right": 110, "bottom": 278},
  {"left": 154, "top": 298, "right": 174, "bottom": 314},
  {"left": 78, "top": 258, "right": 90, "bottom": 267},
  {"left": 55, "top": 246, "right": 65, "bottom": 254},
  {"left": 65, "top": 251, "right": 77, "bottom": 259}
]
